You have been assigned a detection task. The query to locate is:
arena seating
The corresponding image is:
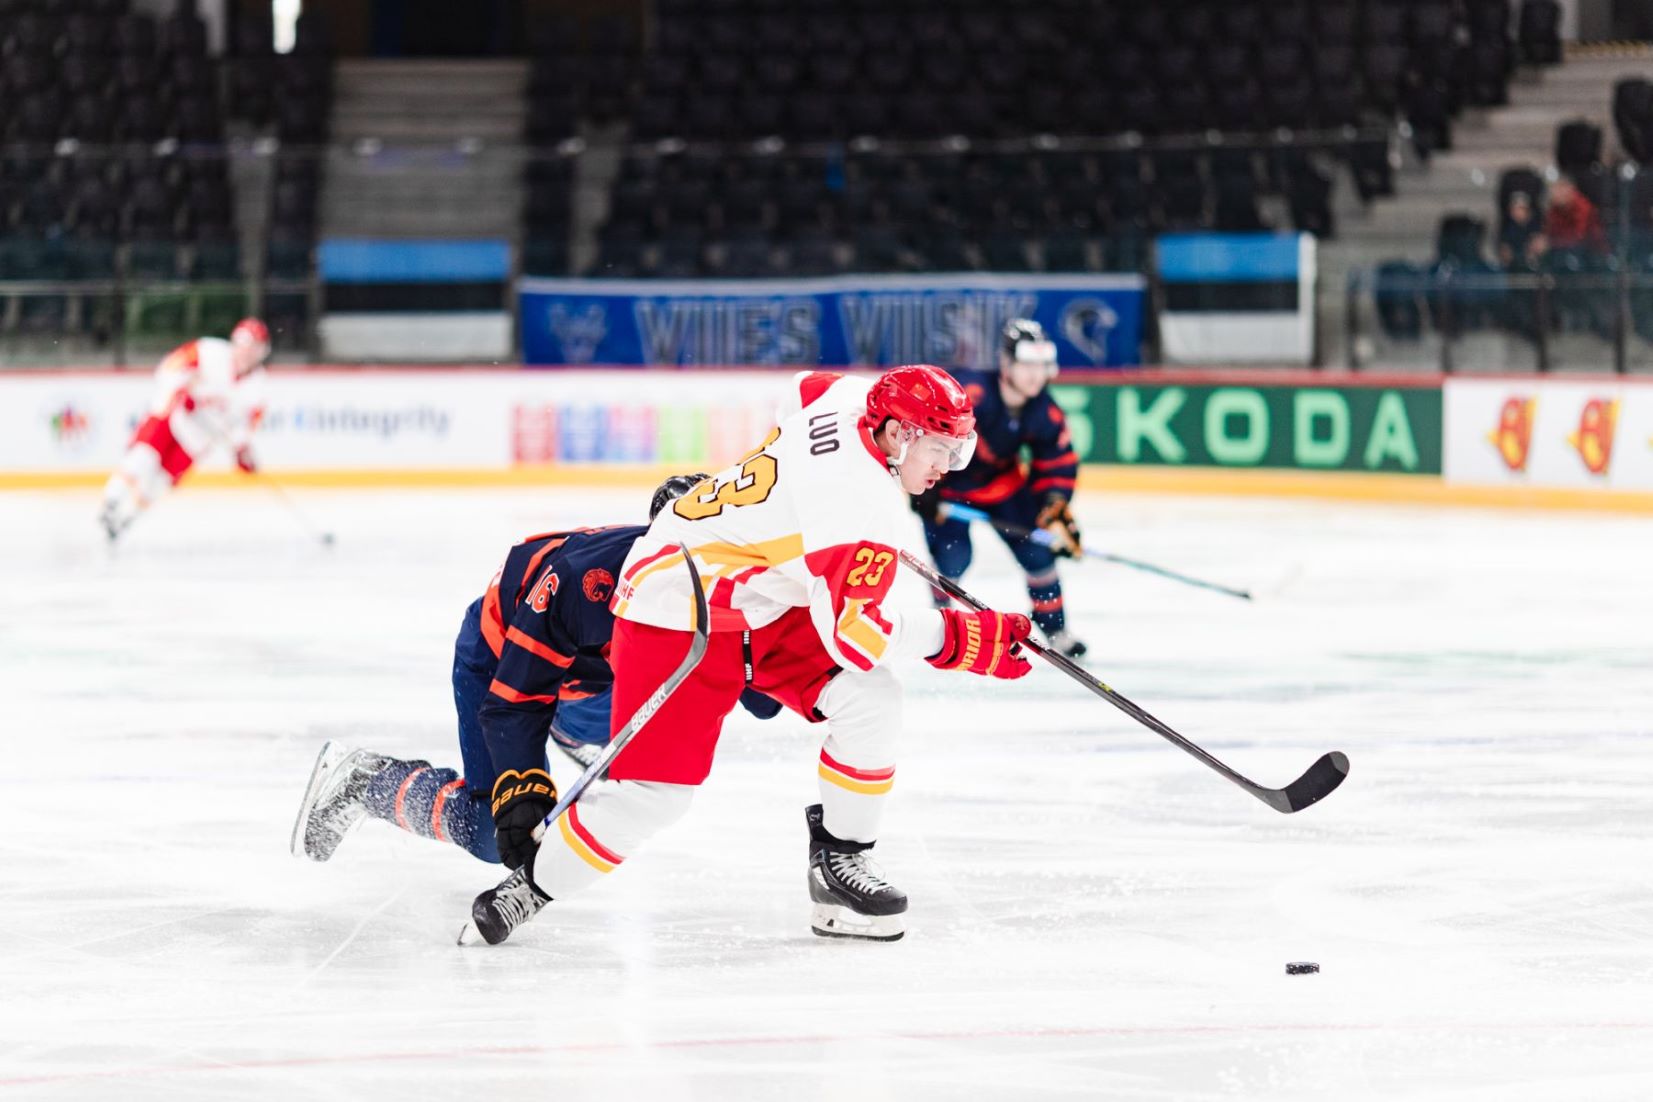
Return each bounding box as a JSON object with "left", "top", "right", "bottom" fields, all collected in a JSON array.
[
  {"left": 225, "top": 7, "right": 334, "bottom": 341},
  {"left": 0, "top": 0, "right": 242, "bottom": 333},
  {"left": 578, "top": 0, "right": 1519, "bottom": 277}
]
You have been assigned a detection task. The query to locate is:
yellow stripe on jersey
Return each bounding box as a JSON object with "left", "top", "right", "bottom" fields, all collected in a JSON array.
[
  {"left": 817, "top": 762, "right": 896, "bottom": 795},
  {"left": 558, "top": 814, "right": 617, "bottom": 874},
  {"left": 691, "top": 533, "right": 806, "bottom": 570},
  {"left": 835, "top": 598, "right": 890, "bottom": 663},
  {"left": 612, "top": 548, "right": 687, "bottom": 617}
]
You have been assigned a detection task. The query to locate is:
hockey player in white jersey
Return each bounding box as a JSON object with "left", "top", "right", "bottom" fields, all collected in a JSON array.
[
  {"left": 99, "top": 317, "right": 271, "bottom": 542},
  {"left": 471, "top": 365, "right": 1035, "bottom": 945}
]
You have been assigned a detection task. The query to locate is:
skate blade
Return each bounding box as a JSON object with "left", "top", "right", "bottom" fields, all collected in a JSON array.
[
  {"left": 289, "top": 740, "right": 347, "bottom": 860},
  {"left": 456, "top": 920, "right": 484, "bottom": 946},
  {"left": 809, "top": 902, "right": 905, "bottom": 942}
]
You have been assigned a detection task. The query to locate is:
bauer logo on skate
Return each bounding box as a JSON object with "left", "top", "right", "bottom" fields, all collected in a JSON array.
[
  {"left": 1488, "top": 397, "right": 1536, "bottom": 473},
  {"left": 1567, "top": 398, "right": 1619, "bottom": 476}
]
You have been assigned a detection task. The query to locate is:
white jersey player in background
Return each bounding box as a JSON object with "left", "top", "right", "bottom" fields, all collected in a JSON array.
[
  {"left": 469, "top": 365, "right": 1036, "bottom": 946},
  {"left": 99, "top": 317, "right": 271, "bottom": 542}
]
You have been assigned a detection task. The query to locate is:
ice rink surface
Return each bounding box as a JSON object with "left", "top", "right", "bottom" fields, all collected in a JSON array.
[{"left": 2, "top": 483, "right": 1651, "bottom": 1100}]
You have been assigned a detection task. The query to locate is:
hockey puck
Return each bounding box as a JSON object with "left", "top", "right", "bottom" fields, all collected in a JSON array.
[{"left": 1286, "top": 961, "right": 1319, "bottom": 975}]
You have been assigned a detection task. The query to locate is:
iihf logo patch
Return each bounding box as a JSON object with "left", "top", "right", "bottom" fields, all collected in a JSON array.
[{"left": 582, "top": 568, "right": 615, "bottom": 603}]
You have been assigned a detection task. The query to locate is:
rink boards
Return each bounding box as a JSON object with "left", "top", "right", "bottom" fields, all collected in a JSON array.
[{"left": 3, "top": 366, "right": 1652, "bottom": 512}]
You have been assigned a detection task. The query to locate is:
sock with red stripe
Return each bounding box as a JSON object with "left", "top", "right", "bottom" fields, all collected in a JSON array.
[
  {"left": 1027, "top": 574, "right": 1066, "bottom": 637},
  {"left": 362, "top": 758, "right": 498, "bottom": 863}
]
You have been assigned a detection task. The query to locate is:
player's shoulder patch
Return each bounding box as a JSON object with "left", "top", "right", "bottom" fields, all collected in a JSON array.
[{"left": 582, "top": 568, "right": 615, "bottom": 603}]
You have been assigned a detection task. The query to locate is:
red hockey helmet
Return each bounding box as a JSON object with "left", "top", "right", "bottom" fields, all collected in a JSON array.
[
  {"left": 866, "top": 365, "right": 978, "bottom": 470},
  {"left": 867, "top": 365, "right": 975, "bottom": 437},
  {"left": 231, "top": 317, "right": 270, "bottom": 348}
]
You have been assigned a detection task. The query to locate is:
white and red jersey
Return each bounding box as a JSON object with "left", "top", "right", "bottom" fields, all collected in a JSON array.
[
  {"left": 144, "top": 337, "right": 267, "bottom": 458},
  {"left": 612, "top": 371, "right": 944, "bottom": 672}
]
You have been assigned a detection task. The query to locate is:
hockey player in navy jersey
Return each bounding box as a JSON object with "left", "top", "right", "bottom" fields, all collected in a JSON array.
[
  {"left": 290, "top": 474, "right": 780, "bottom": 870},
  {"left": 916, "top": 318, "right": 1088, "bottom": 658}
]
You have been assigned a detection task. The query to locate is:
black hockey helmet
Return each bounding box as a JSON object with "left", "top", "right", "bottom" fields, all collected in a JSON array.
[
  {"left": 999, "top": 318, "right": 1049, "bottom": 366},
  {"left": 649, "top": 472, "right": 711, "bottom": 520}
]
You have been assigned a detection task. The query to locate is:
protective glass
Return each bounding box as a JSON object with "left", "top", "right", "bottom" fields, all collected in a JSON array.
[{"left": 898, "top": 423, "right": 978, "bottom": 471}]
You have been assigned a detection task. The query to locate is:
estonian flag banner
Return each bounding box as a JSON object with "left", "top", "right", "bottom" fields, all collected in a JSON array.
[{"left": 1156, "top": 233, "right": 1316, "bottom": 365}]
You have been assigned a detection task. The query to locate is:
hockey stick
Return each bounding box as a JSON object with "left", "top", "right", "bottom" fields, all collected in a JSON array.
[
  {"left": 250, "top": 470, "right": 337, "bottom": 547},
  {"left": 457, "top": 544, "right": 710, "bottom": 945},
  {"left": 939, "top": 502, "right": 1251, "bottom": 601},
  {"left": 899, "top": 550, "right": 1348, "bottom": 814},
  {"left": 203, "top": 424, "right": 336, "bottom": 547}
]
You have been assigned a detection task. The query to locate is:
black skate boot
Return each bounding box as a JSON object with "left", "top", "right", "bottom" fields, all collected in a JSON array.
[
  {"left": 550, "top": 726, "right": 604, "bottom": 770},
  {"left": 289, "top": 741, "right": 394, "bottom": 862},
  {"left": 805, "top": 804, "right": 907, "bottom": 941},
  {"left": 465, "top": 867, "right": 550, "bottom": 946},
  {"left": 1047, "top": 628, "right": 1088, "bottom": 659}
]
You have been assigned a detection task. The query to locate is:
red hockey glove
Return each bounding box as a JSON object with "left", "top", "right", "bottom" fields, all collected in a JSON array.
[
  {"left": 491, "top": 768, "right": 558, "bottom": 870},
  {"left": 928, "top": 608, "right": 1032, "bottom": 679},
  {"left": 1036, "top": 495, "right": 1081, "bottom": 557},
  {"left": 235, "top": 446, "right": 257, "bottom": 474}
]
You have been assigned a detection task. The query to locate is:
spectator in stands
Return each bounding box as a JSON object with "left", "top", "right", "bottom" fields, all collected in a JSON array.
[
  {"left": 1500, "top": 190, "right": 1547, "bottom": 338},
  {"left": 1498, "top": 190, "right": 1546, "bottom": 338},
  {"left": 1497, "top": 191, "right": 1545, "bottom": 273},
  {"left": 1542, "top": 177, "right": 1607, "bottom": 257},
  {"left": 1541, "top": 177, "right": 1612, "bottom": 338}
]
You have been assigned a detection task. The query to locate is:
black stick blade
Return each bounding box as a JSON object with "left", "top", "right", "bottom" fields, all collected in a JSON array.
[{"left": 1259, "top": 751, "right": 1350, "bottom": 814}]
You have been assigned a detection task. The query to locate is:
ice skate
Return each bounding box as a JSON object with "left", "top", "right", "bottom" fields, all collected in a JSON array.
[
  {"left": 1047, "top": 628, "right": 1088, "bottom": 659},
  {"left": 550, "top": 727, "right": 604, "bottom": 770},
  {"left": 289, "top": 740, "right": 392, "bottom": 862},
  {"left": 464, "top": 866, "right": 550, "bottom": 946},
  {"left": 99, "top": 501, "right": 126, "bottom": 545},
  {"left": 805, "top": 804, "right": 907, "bottom": 942}
]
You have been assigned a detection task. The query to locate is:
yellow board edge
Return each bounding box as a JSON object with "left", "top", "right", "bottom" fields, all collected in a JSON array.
[{"left": 5, "top": 463, "right": 1653, "bottom": 515}]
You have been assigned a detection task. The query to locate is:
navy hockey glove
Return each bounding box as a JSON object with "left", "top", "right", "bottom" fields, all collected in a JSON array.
[
  {"left": 1035, "top": 496, "right": 1081, "bottom": 557},
  {"left": 490, "top": 768, "right": 557, "bottom": 870},
  {"left": 738, "top": 688, "right": 782, "bottom": 720}
]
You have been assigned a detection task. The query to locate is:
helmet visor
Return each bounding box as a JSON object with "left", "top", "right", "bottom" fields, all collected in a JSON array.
[{"left": 900, "top": 423, "right": 978, "bottom": 472}]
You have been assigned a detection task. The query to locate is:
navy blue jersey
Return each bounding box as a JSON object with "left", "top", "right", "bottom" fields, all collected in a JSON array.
[
  {"left": 475, "top": 524, "right": 777, "bottom": 778},
  {"left": 477, "top": 525, "right": 639, "bottom": 776},
  {"left": 941, "top": 370, "right": 1079, "bottom": 507}
]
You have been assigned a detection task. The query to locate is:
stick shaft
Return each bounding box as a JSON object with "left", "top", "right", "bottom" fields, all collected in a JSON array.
[
  {"left": 531, "top": 544, "right": 709, "bottom": 843},
  {"left": 939, "top": 502, "right": 1251, "bottom": 600},
  {"left": 899, "top": 549, "right": 1327, "bottom": 810}
]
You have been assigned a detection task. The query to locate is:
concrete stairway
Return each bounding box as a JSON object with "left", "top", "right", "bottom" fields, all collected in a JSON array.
[
  {"left": 1318, "top": 53, "right": 1650, "bottom": 366},
  {"left": 321, "top": 59, "right": 530, "bottom": 240}
]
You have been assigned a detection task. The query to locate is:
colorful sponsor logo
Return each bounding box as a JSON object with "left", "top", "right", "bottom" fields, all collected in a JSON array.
[
  {"left": 1487, "top": 396, "right": 1536, "bottom": 472},
  {"left": 1566, "top": 397, "right": 1618, "bottom": 476},
  {"left": 46, "top": 402, "right": 95, "bottom": 453},
  {"left": 508, "top": 402, "right": 773, "bottom": 467},
  {"left": 1051, "top": 384, "right": 1441, "bottom": 473}
]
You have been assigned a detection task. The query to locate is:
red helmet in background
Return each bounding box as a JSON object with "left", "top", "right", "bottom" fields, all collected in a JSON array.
[
  {"left": 231, "top": 317, "right": 270, "bottom": 349},
  {"left": 866, "top": 365, "right": 976, "bottom": 439}
]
